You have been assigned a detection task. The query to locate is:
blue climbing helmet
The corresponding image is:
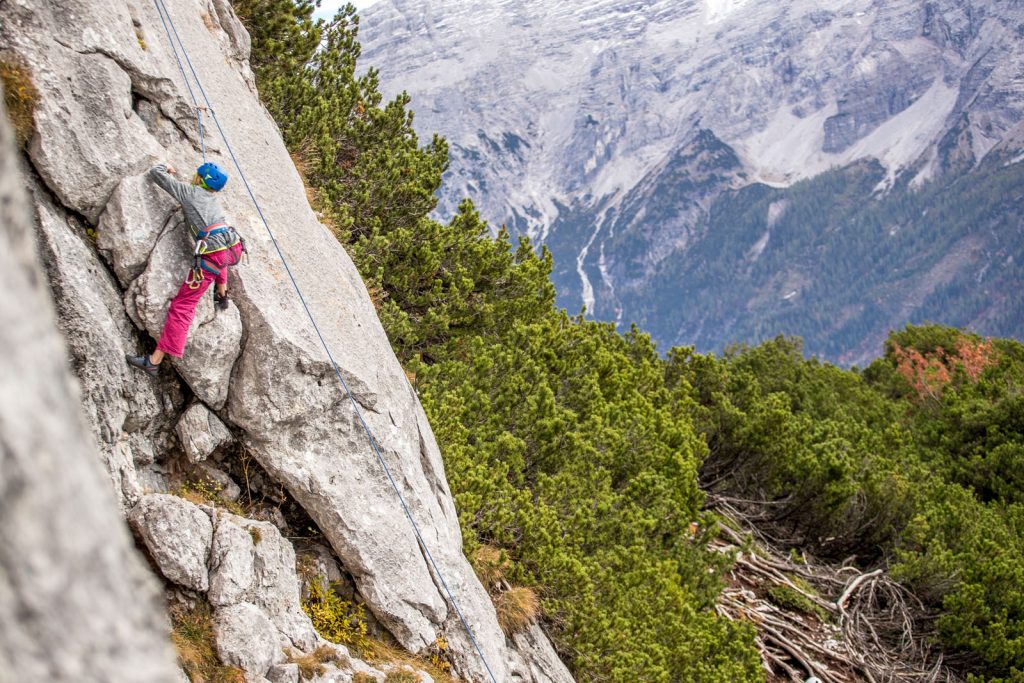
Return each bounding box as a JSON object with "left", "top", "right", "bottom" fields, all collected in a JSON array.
[{"left": 196, "top": 162, "right": 228, "bottom": 192}]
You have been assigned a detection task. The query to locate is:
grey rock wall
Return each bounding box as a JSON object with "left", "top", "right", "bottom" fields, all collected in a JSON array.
[{"left": 0, "top": 87, "right": 181, "bottom": 682}]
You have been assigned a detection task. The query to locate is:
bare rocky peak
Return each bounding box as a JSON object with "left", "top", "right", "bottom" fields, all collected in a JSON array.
[{"left": 361, "top": 0, "right": 1022, "bottom": 232}]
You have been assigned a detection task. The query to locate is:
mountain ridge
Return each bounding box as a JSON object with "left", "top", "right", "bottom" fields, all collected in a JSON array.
[{"left": 357, "top": 0, "right": 1024, "bottom": 363}]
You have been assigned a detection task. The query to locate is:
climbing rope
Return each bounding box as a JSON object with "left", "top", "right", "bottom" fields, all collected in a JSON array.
[
  {"left": 150, "top": 2, "right": 499, "bottom": 681},
  {"left": 153, "top": 0, "right": 206, "bottom": 162}
]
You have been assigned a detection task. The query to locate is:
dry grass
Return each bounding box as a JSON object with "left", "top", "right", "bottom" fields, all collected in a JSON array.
[
  {"left": 384, "top": 668, "right": 421, "bottom": 683},
  {"left": 495, "top": 586, "right": 541, "bottom": 635},
  {"left": 471, "top": 546, "right": 541, "bottom": 635},
  {"left": 472, "top": 545, "right": 510, "bottom": 589},
  {"left": 201, "top": 11, "right": 218, "bottom": 32},
  {"left": 365, "top": 283, "right": 388, "bottom": 312},
  {"left": 289, "top": 146, "right": 348, "bottom": 243},
  {"left": 361, "top": 639, "right": 457, "bottom": 683},
  {"left": 288, "top": 645, "right": 345, "bottom": 681},
  {"left": 0, "top": 56, "right": 38, "bottom": 148},
  {"left": 170, "top": 601, "right": 246, "bottom": 683},
  {"left": 352, "top": 674, "right": 377, "bottom": 683},
  {"left": 290, "top": 149, "right": 318, "bottom": 207}
]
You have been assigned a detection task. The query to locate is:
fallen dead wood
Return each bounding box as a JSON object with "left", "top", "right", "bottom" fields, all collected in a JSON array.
[{"left": 709, "top": 502, "right": 963, "bottom": 683}]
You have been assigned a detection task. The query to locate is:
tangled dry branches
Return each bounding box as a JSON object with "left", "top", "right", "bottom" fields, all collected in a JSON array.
[{"left": 709, "top": 497, "right": 961, "bottom": 683}]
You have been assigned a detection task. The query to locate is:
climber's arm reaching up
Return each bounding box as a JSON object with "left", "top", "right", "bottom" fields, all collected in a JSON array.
[{"left": 149, "top": 163, "right": 200, "bottom": 207}]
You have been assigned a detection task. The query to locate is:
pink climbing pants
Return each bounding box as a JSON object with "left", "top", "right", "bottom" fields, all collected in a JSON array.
[{"left": 155, "top": 242, "right": 243, "bottom": 358}]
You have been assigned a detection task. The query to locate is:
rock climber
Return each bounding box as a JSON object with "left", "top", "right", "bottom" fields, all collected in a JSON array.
[{"left": 127, "top": 161, "right": 244, "bottom": 376}]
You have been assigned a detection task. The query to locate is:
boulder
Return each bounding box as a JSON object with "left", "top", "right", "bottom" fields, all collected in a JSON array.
[
  {"left": 97, "top": 174, "right": 179, "bottom": 287},
  {"left": 176, "top": 402, "right": 233, "bottom": 463},
  {"left": 213, "top": 602, "right": 283, "bottom": 676},
  {"left": 197, "top": 462, "right": 243, "bottom": 501},
  {"left": 511, "top": 625, "right": 576, "bottom": 683},
  {"left": 129, "top": 494, "right": 213, "bottom": 592},
  {"left": 265, "top": 663, "right": 300, "bottom": 683},
  {"left": 205, "top": 509, "right": 318, "bottom": 649},
  {"left": 246, "top": 517, "right": 319, "bottom": 650}
]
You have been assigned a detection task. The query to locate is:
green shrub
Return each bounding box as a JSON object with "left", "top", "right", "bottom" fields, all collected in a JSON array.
[
  {"left": 301, "top": 578, "right": 368, "bottom": 648},
  {"left": 765, "top": 585, "right": 829, "bottom": 622}
]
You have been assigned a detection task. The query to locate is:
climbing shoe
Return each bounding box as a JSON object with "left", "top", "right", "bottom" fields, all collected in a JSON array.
[
  {"left": 126, "top": 354, "right": 159, "bottom": 377},
  {"left": 214, "top": 290, "right": 230, "bottom": 311}
]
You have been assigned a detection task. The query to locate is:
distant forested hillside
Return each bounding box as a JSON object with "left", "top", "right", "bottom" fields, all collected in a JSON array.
[{"left": 616, "top": 152, "right": 1024, "bottom": 366}]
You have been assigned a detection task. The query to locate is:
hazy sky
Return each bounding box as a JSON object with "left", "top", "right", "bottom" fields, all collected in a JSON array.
[{"left": 315, "top": 0, "right": 379, "bottom": 19}]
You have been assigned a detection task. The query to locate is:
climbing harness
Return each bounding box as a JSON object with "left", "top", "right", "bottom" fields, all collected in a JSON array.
[
  {"left": 151, "top": 2, "right": 499, "bottom": 680},
  {"left": 186, "top": 221, "right": 245, "bottom": 290}
]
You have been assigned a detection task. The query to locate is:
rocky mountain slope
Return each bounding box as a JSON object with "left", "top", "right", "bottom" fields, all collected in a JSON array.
[
  {"left": 0, "top": 1, "right": 573, "bottom": 681},
  {"left": 357, "top": 0, "right": 1024, "bottom": 364}
]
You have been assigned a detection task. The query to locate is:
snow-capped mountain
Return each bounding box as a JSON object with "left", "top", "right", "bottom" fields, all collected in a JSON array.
[{"left": 357, "top": 0, "right": 1024, "bottom": 363}]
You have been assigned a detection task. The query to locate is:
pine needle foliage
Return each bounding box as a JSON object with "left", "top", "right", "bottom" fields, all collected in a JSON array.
[
  {"left": 236, "top": 1, "right": 1024, "bottom": 674},
  {"left": 677, "top": 326, "right": 1024, "bottom": 679}
]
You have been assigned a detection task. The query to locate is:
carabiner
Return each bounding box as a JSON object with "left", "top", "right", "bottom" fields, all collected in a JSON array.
[{"left": 185, "top": 267, "right": 204, "bottom": 290}]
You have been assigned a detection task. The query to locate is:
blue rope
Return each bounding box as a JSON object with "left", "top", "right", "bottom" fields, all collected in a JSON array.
[
  {"left": 153, "top": 0, "right": 206, "bottom": 162},
  {"left": 151, "top": 2, "right": 500, "bottom": 680}
]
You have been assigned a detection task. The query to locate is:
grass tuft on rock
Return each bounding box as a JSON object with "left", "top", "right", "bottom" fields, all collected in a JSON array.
[
  {"left": 495, "top": 585, "right": 540, "bottom": 635},
  {"left": 384, "top": 668, "right": 421, "bottom": 683},
  {"left": 0, "top": 56, "right": 38, "bottom": 148},
  {"left": 170, "top": 600, "right": 246, "bottom": 683},
  {"left": 287, "top": 645, "right": 344, "bottom": 681}
]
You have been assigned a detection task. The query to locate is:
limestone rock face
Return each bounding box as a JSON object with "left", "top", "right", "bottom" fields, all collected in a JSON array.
[
  {"left": 266, "top": 663, "right": 300, "bottom": 683},
  {"left": 511, "top": 625, "right": 577, "bottom": 683},
  {"left": 177, "top": 402, "right": 234, "bottom": 463},
  {"left": 30, "top": 178, "right": 178, "bottom": 509},
  {"left": 0, "top": 0, "right": 575, "bottom": 680},
  {"left": 243, "top": 516, "right": 319, "bottom": 650},
  {"left": 0, "top": 90, "right": 180, "bottom": 682},
  {"left": 214, "top": 602, "right": 284, "bottom": 675},
  {"left": 130, "top": 494, "right": 214, "bottom": 593},
  {"left": 208, "top": 515, "right": 256, "bottom": 606},
  {"left": 131, "top": 494, "right": 321, "bottom": 650}
]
